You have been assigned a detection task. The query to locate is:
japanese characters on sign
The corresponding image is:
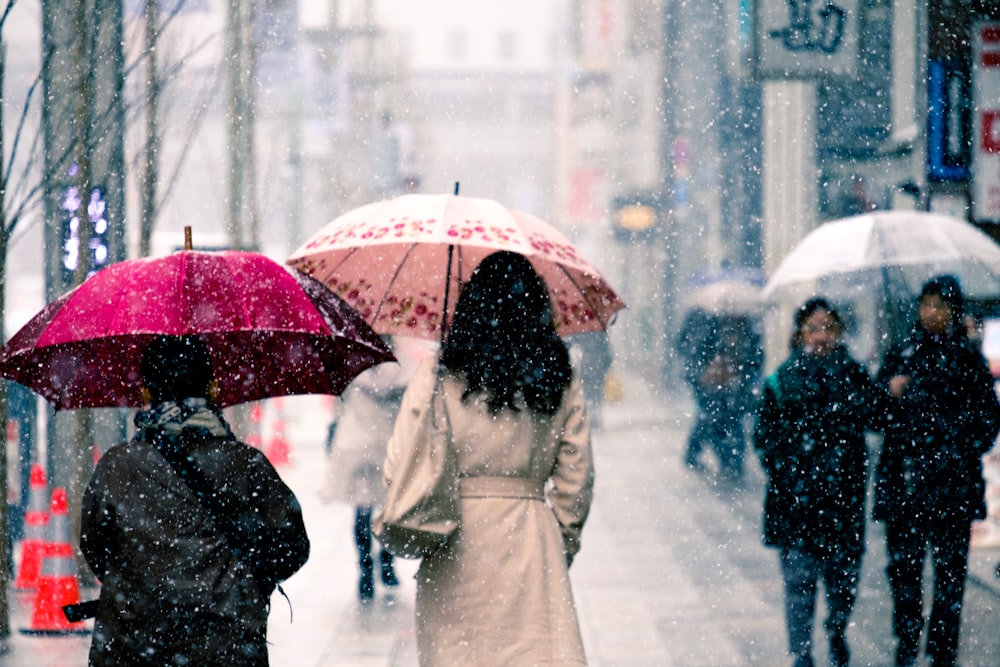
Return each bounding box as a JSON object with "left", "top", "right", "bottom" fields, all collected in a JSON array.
[{"left": 753, "top": 0, "right": 859, "bottom": 79}]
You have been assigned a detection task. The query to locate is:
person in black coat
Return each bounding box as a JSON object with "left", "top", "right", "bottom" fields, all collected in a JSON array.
[
  {"left": 873, "top": 275, "right": 1000, "bottom": 667},
  {"left": 679, "top": 310, "right": 764, "bottom": 480},
  {"left": 754, "top": 298, "right": 883, "bottom": 667},
  {"left": 81, "top": 336, "right": 310, "bottom": 666}
]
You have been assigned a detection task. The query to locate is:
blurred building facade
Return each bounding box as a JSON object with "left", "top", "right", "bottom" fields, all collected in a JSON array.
[
  {"left": 754, "top": 1, "right": 1000, "bottom": 367},
  {"left": 10, "top": 0, "right": 1000, "bottom": 387}
]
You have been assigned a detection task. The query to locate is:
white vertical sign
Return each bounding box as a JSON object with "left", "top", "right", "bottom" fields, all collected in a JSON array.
[{"left": 973, "top": 22, "right": 1000, "bottom": 223}]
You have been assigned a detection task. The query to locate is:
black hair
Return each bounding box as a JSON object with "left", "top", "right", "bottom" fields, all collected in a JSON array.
[
  {"left": 440, "top": 251, "right": 572, "bottom": 415},
  {"left": 790, "top": 297, "right": 844, "bottom": 350},
  {"left": 140, "top": 335, "right": 214, "bottom": 403},
  {"left": 920, "top": 274, "right": 965, "bottom": 326}
]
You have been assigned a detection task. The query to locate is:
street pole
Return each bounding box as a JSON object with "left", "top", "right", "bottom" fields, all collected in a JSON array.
[
  {"left": 660, "top": 0, "right": 680, "bottom": 389},
  {"left": 139, "top": 0, "right": 160, "bottom": 258},
  {"left": 761, "top": 79, "right": 817, "bottom": 372},
  {"left": 41, "top": 0, "right": 126, "bottom": 586},
  {"left": 0, "top": 40, "right": 10, "bottom": 638},
  {"left": 914, "top": 1, "right": 930, "bottom": 211},
  {"left": 226, "top": 0, "right": 258, "bottom": 250}
]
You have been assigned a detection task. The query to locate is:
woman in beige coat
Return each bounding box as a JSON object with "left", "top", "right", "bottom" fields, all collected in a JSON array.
[{"left": 384, "top": 251, "right": 595, "bottom": 666}]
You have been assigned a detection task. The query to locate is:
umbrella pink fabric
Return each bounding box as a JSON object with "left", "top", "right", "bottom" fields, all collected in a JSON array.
[
  {"left": 0, "top": 250, "right": 395, "bottom": 409},
  {"left": 287, "top": 194, "right": 625, "bottom": 337}
]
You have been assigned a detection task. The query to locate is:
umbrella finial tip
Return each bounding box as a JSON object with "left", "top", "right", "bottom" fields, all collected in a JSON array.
[
  {"left": 184, "top": 226, "right": 193, "bottom": 251},
  {"left": 454, "top": 182, "right": 460, "bottom": 196}
]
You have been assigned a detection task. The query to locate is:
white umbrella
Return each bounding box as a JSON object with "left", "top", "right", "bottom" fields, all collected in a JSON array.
[
  {"left": 763, "top": 211, "right": 1000, "bottom": 300},
  {"left": 684, "top": 279, "right": 761, "bottom": 315}
]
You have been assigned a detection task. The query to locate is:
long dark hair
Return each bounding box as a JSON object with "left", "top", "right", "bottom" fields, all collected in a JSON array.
[{"left": 440, "top": 251, "right": 572, "bottom": 415}]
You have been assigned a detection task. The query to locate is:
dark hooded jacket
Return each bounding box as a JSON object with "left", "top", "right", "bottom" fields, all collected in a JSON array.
[
  {"left": 81, "top": 399, "right": 310, "bottom": 666},
  {"left": 753, "top": 345, "right": 882, "bottom": 556},
  {"left": 873, "top": 325, "right": 1000, "bottom": 523}
]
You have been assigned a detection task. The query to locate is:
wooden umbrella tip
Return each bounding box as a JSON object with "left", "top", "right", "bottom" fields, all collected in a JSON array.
[{"left": 184, "top": 226, "right": 193, "bottom": 251}]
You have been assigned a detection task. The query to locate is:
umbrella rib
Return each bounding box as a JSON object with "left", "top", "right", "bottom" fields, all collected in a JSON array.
[
  {"left": 548, "top": 261, "right": 613, "bottom": 329},
  {"left": 369, "top": 243, "right": 421, "bottom": 329},
  {"left": 313, "top": 245, "right": 369, "bottom": 316},
  {"left": 103, "top": 262, "right": 142, "bottom": 337},
  {"left": 177, "top": 251, "right": 192, "bottom": 334},
  {"left": 319, "top": 244, "right": 360, "bottom": 276},
  {"left": 216, "top": 252, "right": 254, "bottom": 330}
]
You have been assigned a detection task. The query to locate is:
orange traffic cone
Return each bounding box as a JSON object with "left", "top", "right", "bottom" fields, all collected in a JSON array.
[
  {"left": 22, "top": 488, "right": 89, "bottom": 635},
  {"left": 266, "top": 399, "right": 292, "bottom": 466},
  {"left": 14, "top": 465, "right": 50, "bottom": 590},
  {"left": 246, "top": 403, "right": 264, "bottom": 450}
]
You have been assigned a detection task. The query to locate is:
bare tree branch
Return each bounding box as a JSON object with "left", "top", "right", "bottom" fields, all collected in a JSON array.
[
  {"left": 0, "top": 0, "right": 18, "bottom": 33},
  {"left": 3, "top": 68, "right": 40, "bottom": 195}
]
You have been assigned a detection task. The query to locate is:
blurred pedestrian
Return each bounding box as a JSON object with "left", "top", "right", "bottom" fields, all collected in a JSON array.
[
  {"left": 678, "top": 310, "right": 763, "bottom": 480},
  {"left": 383, "top": 251, "right": 594, "bottom": 665},
  {"left": 753, "top": 298, "right": 883, "bottom": 667},
  {"left": 567, "top": 330, "right": 613, "bottom": 429},
  {"left": 873, "top": 274, "right": 1000, "bottom": 667},
  {"left": 323, "top": 396, "right": 342, "bottom": 456},
  {"left": 320, "top": 335, "right": 435, "bottom": 601},
  {"left": 80, "top": 335, "right": 310, "bottom": 666}
]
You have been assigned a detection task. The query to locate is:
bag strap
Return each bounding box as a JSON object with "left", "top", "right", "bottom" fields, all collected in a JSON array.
[
  {"left": 155, "top": 436, "right": 247, "bottom": 551},
  {"left": 65, "top": 436, "right": 290, "bottom": 624},
  {"left": 154, "top": 436, "right": 290, "bottom": 613}
]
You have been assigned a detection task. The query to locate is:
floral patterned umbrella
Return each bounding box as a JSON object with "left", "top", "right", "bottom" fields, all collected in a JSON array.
[{"left": 287, "top": 193, "right": 625, "bottom": 339}]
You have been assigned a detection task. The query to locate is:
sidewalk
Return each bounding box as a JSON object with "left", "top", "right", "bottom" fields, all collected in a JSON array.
[
  {"left": 262, "top": 372, "right": 706, "bottom": 666},
  {"left": 3, "top": 370, "right": 1000, "bottom": 665},
  {"left": 0, "top": 372, "right": 690, "bottom": 666}
]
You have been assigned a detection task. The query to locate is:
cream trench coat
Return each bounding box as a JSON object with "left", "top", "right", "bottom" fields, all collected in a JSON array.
[{"left": 385, "top": 356, "right": 594, "bottom": 666}]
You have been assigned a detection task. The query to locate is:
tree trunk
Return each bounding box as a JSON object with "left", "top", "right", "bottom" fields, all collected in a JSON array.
[
  {"left": 0, "top": 38, "right": 11, "bottom": 640},
  {"left": 69, "top": 0, "right": 97, "bottom": 583},
  {"left": 226, "top": 0, "right": 258, "bottom": 250},
  {"left": 138, "top": 0, "right": 160, "bottom": 258}
]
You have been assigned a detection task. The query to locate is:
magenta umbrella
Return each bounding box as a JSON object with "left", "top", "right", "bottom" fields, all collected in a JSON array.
[
  {"left": 0, "top": 247, "right": 395, "bottom": 410},
  {"left": 287, "top": 193, "right": 626, "bottom": 339}
]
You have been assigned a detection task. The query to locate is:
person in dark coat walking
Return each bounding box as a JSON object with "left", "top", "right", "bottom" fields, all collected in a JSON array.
[
  {"left": 679, "top": 310, "right": 763, "bottom": 480},
  {"left": 81, "top": 336, "right": 310, "bottom": 666},
  {"left": 567, "top": 330, "right": 613, "bottom": 430},
  {"left": 753, "top": 298, "right": 883, "bottom": 667},
  {"left": 873, "top": 275, "right": 1000, "bottom": 667}
]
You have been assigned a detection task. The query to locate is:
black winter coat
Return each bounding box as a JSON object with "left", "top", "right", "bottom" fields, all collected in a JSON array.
[
  {"left": 873, "top": 326, "right": 1000, "bottom": 523},
  {"left": 753, "top": 346, "right": 882, "bottom": 556},
  {"left": 81, "top": 404, "right": 310, "bottom": 667}
]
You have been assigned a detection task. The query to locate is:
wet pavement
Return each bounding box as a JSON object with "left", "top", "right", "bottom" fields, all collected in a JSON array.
[{"left": 3, "top": 370, "right": 1000, "bottom": 666}]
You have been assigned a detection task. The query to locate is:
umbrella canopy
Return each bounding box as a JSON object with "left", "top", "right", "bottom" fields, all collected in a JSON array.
[
  {"left": 763, "top": 211, "right": 1000, "bottom": 299},
  {"left": 684, "top": 279, "right": 762, "bottom": 316},
  {"left": 287, "top": 193, "right": 626, "bottom": 339},
  {"left": 0, "top": 250, "right": 395, "bottom": 409}
]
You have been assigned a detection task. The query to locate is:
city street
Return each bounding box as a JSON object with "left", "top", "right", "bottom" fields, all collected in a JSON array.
[
  {"left": 4, "top": 1, "right": 1000, "bottom": 664},
  {"left": 4, "top": 371, "right": 1000, "bottom": 666}
]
